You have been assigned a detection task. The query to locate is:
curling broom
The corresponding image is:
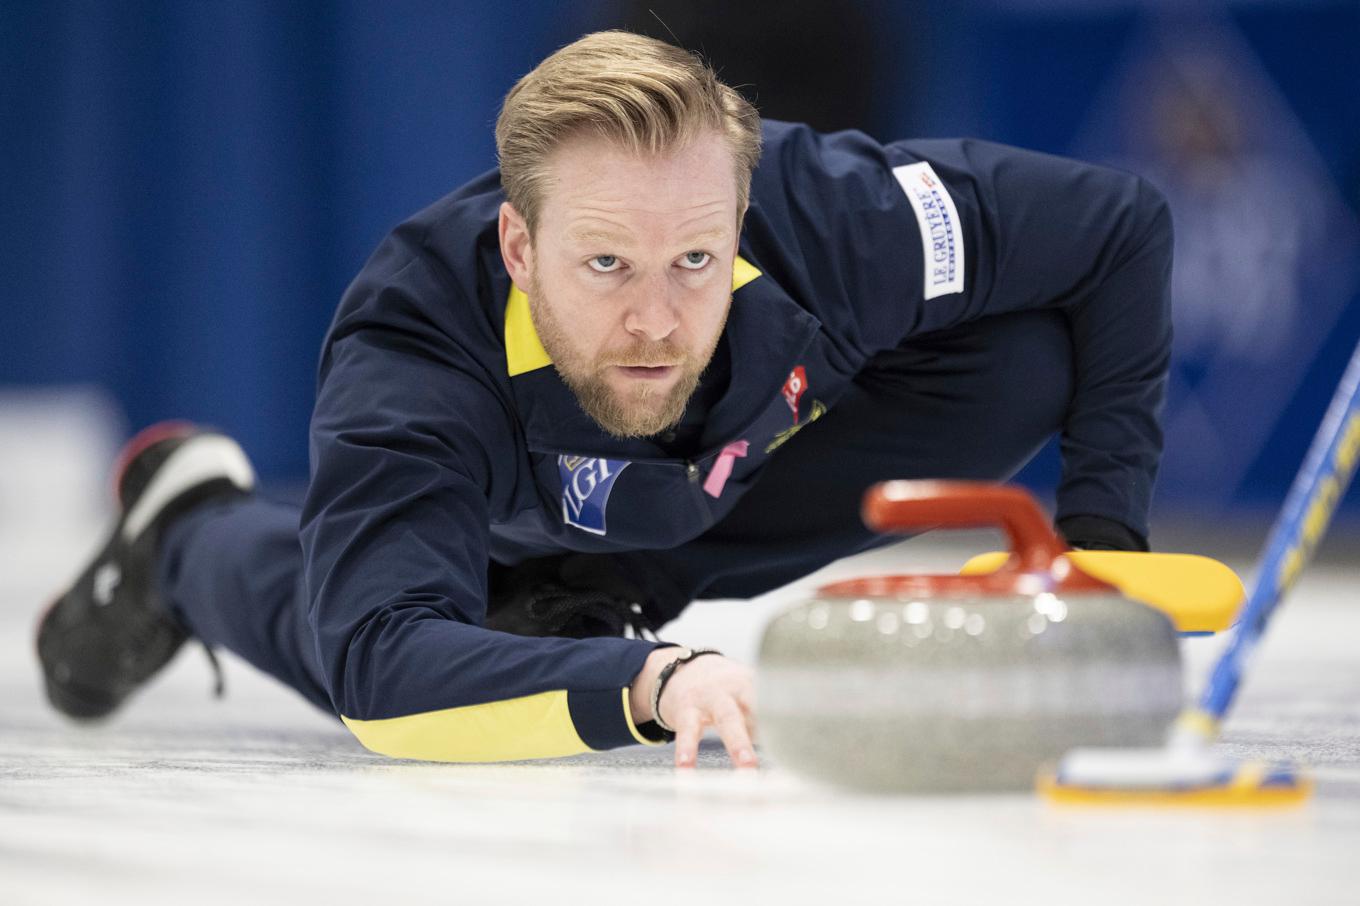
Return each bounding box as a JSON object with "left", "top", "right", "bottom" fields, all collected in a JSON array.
[{"left": 1040, "top": 334, "right": 1360, "bottom": 806}]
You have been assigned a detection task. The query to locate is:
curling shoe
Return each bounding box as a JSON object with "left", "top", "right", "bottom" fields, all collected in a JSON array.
[{"left": 36, "top": 422, "right": 255, "bottom": 720}]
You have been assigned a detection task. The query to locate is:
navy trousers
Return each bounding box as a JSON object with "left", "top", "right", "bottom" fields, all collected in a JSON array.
[{"left": 159, "top": 310, "right": 1073, "bottom": 713}]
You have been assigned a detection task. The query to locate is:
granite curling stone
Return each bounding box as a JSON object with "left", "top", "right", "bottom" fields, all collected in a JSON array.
[{"left": 756, "top": 481, "right": 1183, "bottom": 793}]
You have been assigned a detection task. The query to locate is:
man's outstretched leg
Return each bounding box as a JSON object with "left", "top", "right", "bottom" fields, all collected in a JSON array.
[
  {"left": 36, "top": 423, "right": 330, "bottom": 720},
  {"left": 36, "top": 424, "right": 257, "bottom": 718},
  {"left": 157, "top": 495, "right": 332, "bottom": 712}
]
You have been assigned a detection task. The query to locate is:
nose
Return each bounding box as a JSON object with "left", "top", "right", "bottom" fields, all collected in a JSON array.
[{"left": 622, "top": 272, "right": 680, "bottom": 342}]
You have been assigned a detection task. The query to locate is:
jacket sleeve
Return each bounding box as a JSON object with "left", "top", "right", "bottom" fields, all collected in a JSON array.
[
  {"left": 896, "top": 139, "right": 1173, "bottom": 545},
  {"left": 300, "top": 261, "right": 669, "bottom": 762},
  {"left": 766, "top": 126, "right": 1172, "bottom": 543}
]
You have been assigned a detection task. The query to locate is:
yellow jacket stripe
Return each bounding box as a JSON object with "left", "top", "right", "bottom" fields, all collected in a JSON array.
[{"left": 341, "top": 688, "right": 661, "bottom": 762}]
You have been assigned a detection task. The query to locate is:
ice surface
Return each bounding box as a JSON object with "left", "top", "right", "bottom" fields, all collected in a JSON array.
[
  {"left": 2, "top": 401, "right": 1356, "bottom": 905},
  {"left": 4, "top": 531, "right": 1358, "bottom": 906}
]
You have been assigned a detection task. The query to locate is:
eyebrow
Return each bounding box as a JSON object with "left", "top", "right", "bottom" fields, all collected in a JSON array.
[{"left": 564, "top": 225, "right": 732, "bottom": 247}]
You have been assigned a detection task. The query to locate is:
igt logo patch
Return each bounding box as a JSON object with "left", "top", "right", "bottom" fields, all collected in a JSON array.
[{"left": 558, "top": 455, "right": 631, "bottom": 535}]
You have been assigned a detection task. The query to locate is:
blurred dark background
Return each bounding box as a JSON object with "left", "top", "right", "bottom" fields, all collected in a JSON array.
[{"left": 3, "top": 0, "right": 1358, "bottom": 529}]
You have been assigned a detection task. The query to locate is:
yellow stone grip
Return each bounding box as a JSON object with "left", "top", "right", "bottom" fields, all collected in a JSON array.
[{"left": 960, "top": 550, "right": 1244, "bottom": 633}]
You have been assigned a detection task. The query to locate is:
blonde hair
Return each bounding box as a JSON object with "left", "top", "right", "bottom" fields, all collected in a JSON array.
[{"left": 495, "top": 30, "right": 762, "bottom": 235}]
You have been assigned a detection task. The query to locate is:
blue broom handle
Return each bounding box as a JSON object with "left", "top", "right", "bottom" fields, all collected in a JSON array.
[{"left": 1199, "top": 336, "right": 1360, "bottom": 720}]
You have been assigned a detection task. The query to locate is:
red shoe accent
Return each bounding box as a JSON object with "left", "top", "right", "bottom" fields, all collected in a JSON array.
[{"left": 109, "top": 421, "right": 197, "bottom": 506}]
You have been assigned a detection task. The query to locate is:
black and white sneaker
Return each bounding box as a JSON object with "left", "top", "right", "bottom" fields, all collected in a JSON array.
[{"left": 35, "top": 422, "right": 256, "bottom": 720}]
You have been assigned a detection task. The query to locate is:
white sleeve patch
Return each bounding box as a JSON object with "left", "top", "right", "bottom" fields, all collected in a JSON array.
[{"left": 892, "top": 161, "right": 966, "bottom": 300}]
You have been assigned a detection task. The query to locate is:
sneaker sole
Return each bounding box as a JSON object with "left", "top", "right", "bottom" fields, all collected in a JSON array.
[
  {"left": 121, "top": 434, "right": 256, "bottom": 543},
  {"left": 36, "top": 430, "right": 255, "bottom": 719},
  {"left": 110, "top": 421, "right": 197, "bottom": 505},
  {"left": 33, "top": 423, "right": 203, "bottom": 641}
]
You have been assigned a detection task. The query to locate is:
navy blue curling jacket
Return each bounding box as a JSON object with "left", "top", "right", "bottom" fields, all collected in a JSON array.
[{"left": 298, "top": 121, "right": 1172, "bottom": 761}]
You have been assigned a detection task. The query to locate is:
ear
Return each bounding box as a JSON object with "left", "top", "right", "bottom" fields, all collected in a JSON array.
[{"left": 499, "top": 202, "right": 533, "bottom": 290}]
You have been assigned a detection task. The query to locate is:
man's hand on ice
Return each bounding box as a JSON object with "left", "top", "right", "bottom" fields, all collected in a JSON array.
[{"left": 630, "top": 648, "right": 758, "bottom": 769}]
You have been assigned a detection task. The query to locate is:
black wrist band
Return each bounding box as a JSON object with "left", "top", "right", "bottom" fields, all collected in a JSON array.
[{"left": 651, "top": 647, "right": 723, "bottom": 736}]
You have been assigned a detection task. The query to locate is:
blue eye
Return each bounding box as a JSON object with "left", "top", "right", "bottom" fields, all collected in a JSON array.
[
  {"left": 588, "top": 255, "right": 621, "bottom": 273},
  {"left": 678, "top": 251, "right": 711, "bottom": 270}
]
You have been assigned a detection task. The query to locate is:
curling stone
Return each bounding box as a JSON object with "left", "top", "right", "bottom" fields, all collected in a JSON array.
[{"left": 757, "top": 481, "right": 1182, "bottom": 793}]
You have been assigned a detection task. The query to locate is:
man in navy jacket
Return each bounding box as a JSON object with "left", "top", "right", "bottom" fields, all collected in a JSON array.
[{"left": 37, "top": 31, "right": 1171, "bottom": 770}]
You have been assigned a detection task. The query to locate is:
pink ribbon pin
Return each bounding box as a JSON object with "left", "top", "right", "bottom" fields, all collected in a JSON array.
[{"left": 703, "top": 440, "right": 749, "bottom": 498}]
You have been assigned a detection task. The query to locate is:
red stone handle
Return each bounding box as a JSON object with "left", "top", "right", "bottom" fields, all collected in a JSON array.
[
  {"left": 819, "top": 480, "right": 1109, "bottom": 599},
  {"left": 863, "top": 480, "right": 1069, "bottom": 574}
]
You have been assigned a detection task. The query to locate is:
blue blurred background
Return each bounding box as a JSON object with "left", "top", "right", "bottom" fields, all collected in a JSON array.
[{"left": 3, "top": 0, "right": 1358, "bottom": 529}]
